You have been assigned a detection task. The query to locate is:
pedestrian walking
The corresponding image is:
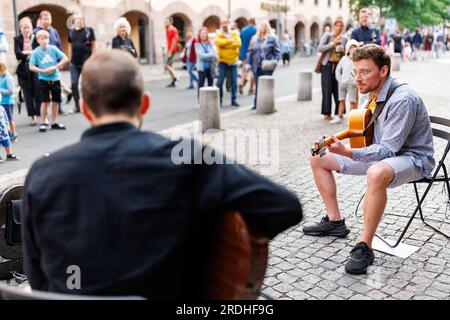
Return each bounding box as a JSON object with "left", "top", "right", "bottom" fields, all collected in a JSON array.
[
  {"left": 195, "top": 27, "right": 217, "bottom": 98},
  {"left": 332, "top": 39, "right": 359, "bottom": 124},
  {"left": 164, "top": 17, "right": 179, "bottom": 88},
  {"left": 239, "top": 18, "right": 257, "bottom": 95},
  {"left": 411, "top": 29, "right": 423, "bottom": 61},
  {"left": 68, "top": 12, "right": 96, "bottom": 114},
  {"left": 318, "top": 19, "right": 346, "bottom": 120},
  {"left": 0, "top": 27, "right": 8, "bottom": 62},
  {"left": 112, "top": 17, "right": 137, "bottom": 58},
  {"left": 280, "top": 33, "right": 294, "bottom": 66},
  {"left": 182, "top": 29, "right": 198, "bottom": 89},
  {"left": 0, "top": 62, "right": 18, "bottom": 143},
  {"left": 246, "top": 20, "right": 281, "bottom": 110},
  {"left": 14, "top": 16, "right": 40, "bottom": 126},
  {"left": 351, "top": 8, "right": 381, "bottom": 45},
  {"left": 29, "top": 30, "right": 69, "bottom": 132},
  {"left": 216, "top": 19, "right": 241, "bottom": 107}
]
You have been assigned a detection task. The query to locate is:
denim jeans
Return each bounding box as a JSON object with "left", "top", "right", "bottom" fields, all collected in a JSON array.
[
  {"left": 217, "top": 62, "right": 238, "bottom": 105},
  {"left": 187, "top": 61, "right": 198, "bottom": 87},
  {"left": 70, "top": 63, "right": 83, "bottom": 109}
]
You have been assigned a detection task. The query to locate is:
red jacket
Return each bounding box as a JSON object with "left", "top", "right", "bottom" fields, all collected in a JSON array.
[{"left": 182, "top": 37, "right": 198, "bottom": 63}]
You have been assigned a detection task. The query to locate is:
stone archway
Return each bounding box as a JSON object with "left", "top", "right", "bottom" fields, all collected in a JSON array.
[
  {"left": 294, "top": 21, "right": 306, "bottom": 52},
  {"left": 123, "top": 11, "right": 149, "bottom": 63},
  {"left": 310, "top": 22, "right": 320, "bottom": 44},
  {"left": 203, "top": 16, "right": 220, "bottom": 33}
]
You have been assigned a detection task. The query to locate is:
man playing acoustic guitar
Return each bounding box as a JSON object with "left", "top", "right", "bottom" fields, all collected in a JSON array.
[{"left": 304, "top": 44, "right": 435, "bottom": 274}]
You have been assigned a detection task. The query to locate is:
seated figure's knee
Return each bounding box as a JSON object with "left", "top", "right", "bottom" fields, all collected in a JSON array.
[{"left": 367, "top": 164, "right": 393, "bottom": 189}]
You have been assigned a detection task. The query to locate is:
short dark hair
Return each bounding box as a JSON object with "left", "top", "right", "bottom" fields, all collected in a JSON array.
[
  {"left": 352, "top": 44, "right": 391, "bottom": 77},
  {"left": 81, "top": 50, "right": 144, "bottom": 117}
]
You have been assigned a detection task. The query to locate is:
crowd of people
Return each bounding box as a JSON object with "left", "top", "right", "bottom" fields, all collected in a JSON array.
[
  {"left": 169, "top": 17, "right": 285, "bottom": 109},
  {"left": 317, "top": 7, "right": 449, "bottom": 124}
]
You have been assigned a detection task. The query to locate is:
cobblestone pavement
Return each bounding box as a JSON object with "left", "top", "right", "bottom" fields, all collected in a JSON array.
[
  {"left": 176, "top": 55, "right": 450, "bottom": 300},
  {"left": 1, "top": 55, "right": 449, "bottom": 299}
]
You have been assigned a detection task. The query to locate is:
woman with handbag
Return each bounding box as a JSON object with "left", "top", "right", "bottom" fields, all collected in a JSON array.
[
  {"left": 317, "top": 19, "right": 346, "bottom": 121},
  {"left": 246, "top": 20, "right": 281, "bottom": 110},
  {"left": 195, "top": 27, "right": 217, "bottom": 100},
  {"left": 14, "top": 17, "right": 40, "bottom": 126}
]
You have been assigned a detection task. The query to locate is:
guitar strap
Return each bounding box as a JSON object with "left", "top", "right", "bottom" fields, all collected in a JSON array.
[{"left": 363, "top": 79, "right": 406, "bottom": 134}]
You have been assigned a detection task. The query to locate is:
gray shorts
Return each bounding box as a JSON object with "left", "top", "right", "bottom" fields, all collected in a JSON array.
[
  {"left": 332, "top": 154, "right": 424, "bottom": 189},
  {"left": 338, "top": 83, "right": 357, "bottom": 103}
]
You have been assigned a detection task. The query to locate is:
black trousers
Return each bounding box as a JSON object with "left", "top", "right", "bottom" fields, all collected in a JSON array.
[
  {"left": 321, "top": 63, "right": 339, "bottom": 116},
  {"left": 17, "top": 72, "right": 40, "bottom": 117},
  {"left": 197, "top": 69, "right": 214, "bottom": 99}
]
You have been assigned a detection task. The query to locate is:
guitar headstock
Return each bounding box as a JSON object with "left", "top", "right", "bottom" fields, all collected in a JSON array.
[{"left": 310, "top": 136, "right": 327, "bottom": 157}]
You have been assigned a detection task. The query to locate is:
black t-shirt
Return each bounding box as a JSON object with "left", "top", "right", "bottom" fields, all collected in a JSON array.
[
  {"left": 112, "top": 36, "right": 137, "bottom": 58},
  {"left": 393, "top": 35, "right": 403, "bottom": 53},
  {"left": 68, "top": 27, "right": 96, "bottom": 66}
]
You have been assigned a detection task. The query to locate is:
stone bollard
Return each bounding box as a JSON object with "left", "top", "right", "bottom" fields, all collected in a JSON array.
[
  {"left": 199, "top": 87, "right": 221, "bottom": 132},
  {"left": 256, "top": 76, "right": 276, "bottom": 114},
  {"left": 391, "top": 53, "right": 401, "bottom": 72},
  {"left": 297, "top": 71, "right": 313, "bottom": 101}
]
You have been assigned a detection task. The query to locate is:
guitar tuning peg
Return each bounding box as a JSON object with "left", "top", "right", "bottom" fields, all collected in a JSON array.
[{"left": 319, "top": 149, "right": 326, "bottom": 157}]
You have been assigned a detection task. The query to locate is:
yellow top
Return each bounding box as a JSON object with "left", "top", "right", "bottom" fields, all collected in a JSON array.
[
  {"left": 367, "top": 94, "right": 378, "bottom": 114},
  {"left": 215, "top": 31, "right": 242, "bottom": 65}
]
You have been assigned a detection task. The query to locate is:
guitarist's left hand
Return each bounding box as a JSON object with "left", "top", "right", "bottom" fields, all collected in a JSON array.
[{"left": 328, "top": 136, "right": 353, "bottom": 158}]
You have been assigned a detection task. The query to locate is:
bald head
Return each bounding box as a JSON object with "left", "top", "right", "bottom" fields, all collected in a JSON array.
[{"left": 81, "top": 50, "right": 144, "bottom": 117}]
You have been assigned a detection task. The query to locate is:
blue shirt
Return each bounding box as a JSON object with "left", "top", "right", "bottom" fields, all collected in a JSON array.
[
  {"left": 353, "top": 77, "right": 435, "bottom": 177},
  {"left": 351, "top": 26, "right": 381, "bottom": 45},
  {"left": 239, "top": 25, "right": 257, "bottom": 61},
  {"left": 0, "top": 74, "right": 15, "bottom": 106},
  {"left": 30, "top": 45, "right": 65, "bottom": 81}
]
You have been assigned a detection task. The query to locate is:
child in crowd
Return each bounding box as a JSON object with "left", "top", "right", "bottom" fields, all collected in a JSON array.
[
  {"left": 332, "top": 39, "right": 360, "bottom": 124},
  {"left": 0, "top": 63, "right": 19, "bottom": 162},
  {"left": 29, "top": 30, "right": 68, "bottom": 132},
  {"left": 0, "top": 62, "right": 18, "bottom": 142}
]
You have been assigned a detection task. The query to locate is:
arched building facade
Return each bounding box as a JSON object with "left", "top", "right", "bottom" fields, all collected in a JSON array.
[{"left": 1, "top": 0, "right": 352, "bottom": 67}]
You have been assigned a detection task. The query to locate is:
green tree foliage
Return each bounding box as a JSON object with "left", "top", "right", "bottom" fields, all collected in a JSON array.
[{"left": 349, "top": 0, "right": 450, "bottom": 29}]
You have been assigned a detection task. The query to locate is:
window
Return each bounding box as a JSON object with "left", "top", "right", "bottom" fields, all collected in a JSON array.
[
  {"left": 314, "top": 0, "right": 319, "bottom": 6},
  {"left": 328, "top": 0, "right": 331, "bottom": 7},
  {"left": 339, "top": 0, "right": 343, "bottom": 8}
]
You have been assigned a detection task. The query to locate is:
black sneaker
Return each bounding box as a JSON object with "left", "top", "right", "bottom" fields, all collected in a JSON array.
[
  {"left": 302, "top": 215, "right": 350, "bottom": 238},
  {"left": 51, "top": 123, "right": 66, "bottom": 130},
  {"left": 6, "top": 154, "right": 20, "bottom": 161},
  {"left": 345, "top": 242, "right": 375, "bottom": 274},
  {"left": 231, "top": 101, "right": 240, "bottom": 107}
]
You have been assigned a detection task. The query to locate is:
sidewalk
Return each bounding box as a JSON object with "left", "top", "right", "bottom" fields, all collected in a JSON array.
[
  {"left": 2, "top": 56, "right": 449, "bottom": 299},
  {"left": 160, "top": 56, "right": 450, "bottom": 300}
]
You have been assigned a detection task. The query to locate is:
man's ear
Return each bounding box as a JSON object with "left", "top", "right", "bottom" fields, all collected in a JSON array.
[
  {"left": 80, "top": 99, "right": 94, "bottom": 123},
  {"left": 381, "top": 65, "right": 389, "bottom": 78},
  {"left": 139, "top": 92, "right": 151, "bottom": 115}
]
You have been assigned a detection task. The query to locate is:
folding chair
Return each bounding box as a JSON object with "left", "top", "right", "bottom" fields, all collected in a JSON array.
[{"left": 355, "top": 116, "right": 450, "bottom": 248}]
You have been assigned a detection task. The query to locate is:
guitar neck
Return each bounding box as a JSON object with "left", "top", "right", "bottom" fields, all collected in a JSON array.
[{"left": 322, "top": 129, "right": 364, "bottom": 147}]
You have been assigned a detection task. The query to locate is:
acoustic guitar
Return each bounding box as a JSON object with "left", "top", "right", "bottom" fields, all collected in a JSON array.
[
  {"left": 311, "top": 109, "right": 374, "bottom": 157},
  {"left": 203, "top": 211, "right": 269, "bottom": 300}
]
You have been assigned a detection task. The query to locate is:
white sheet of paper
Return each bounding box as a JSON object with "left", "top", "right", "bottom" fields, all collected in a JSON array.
[{"left": 372, "top": 236, "right": 420, "bottom": 259}]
